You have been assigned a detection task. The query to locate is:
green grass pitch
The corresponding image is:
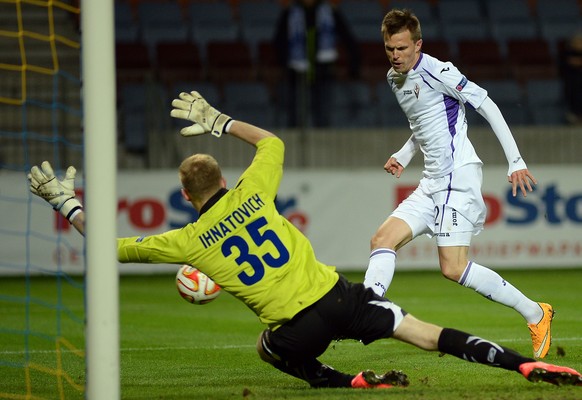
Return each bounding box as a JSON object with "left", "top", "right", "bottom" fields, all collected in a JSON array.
[{"left": 1, "top": 269, "right": 581, "bottom": 399}]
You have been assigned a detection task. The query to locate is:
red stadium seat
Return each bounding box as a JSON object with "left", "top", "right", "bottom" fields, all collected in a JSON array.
[
  {"left": 421, "top": 40, "right": 454, "bottom": 64},
  {"left": 206, "top": 41, "right": 255, "bottom": 85},
  {"left": 155, "top": 41, "right": 204, "bottom": 86},
  {"left": 360, "top": 40, "right": 390, "bottom": 85},
  {"left": 507, "top": 38, "right": 558, "bottom": 83},
  {"left": 115, "top": 42, "right": 152, "bottom": 84},
  {"left": 457, "top": 39, "right": 510, "bottom": 81}
]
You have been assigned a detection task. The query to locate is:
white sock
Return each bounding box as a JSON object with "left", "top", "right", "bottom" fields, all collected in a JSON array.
[
  {"left": 458, "top": 261, "right": 542, "bottom": 324},
  {"left": 363, "top": 248, "right": 396, "bottom": 297}
]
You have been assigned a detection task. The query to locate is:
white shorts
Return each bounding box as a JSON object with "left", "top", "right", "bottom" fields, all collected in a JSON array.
[{"left": 391, "top": 163, "right": 486, "bottom": 247}]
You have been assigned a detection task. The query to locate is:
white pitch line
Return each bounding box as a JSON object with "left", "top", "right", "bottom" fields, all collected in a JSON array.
[{"left": 1, "top": 337, "right": 581, "bottom": 356}]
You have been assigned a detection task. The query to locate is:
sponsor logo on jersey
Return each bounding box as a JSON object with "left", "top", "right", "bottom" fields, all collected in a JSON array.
[{"left": 456, "top": 76, "right": 468, "bottom": 91}]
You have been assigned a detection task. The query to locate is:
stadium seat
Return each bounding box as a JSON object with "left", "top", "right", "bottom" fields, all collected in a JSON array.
[
  {"left": 137, "top": 2, "right": 189, "bottom": 55},
  {"left": 421, "top": 39, "right": 454, "bottom": 63},
  {"left": 338, "top": 0, "right": 385, "bottom": 41},
  {"left": 114, "top": 2, "right": 138, "bottom": 42},
  {"left": 477, "top": 79, "right": 529, "bottom": 125},
  {"left": 437, "top": 0, "right": 490, "bottom": 43},
  {"left": 188, "top": 2, "right": 239, "bottom": 60},
  {"left": 375, "top": 81, "right": 408, "bottom": 127},
  {"left": 155, "top": 41, "right": 204, "bottom": 86},
  {"left": 333, "top": 43, "right": 355, "bottom": 81},
  {"left": 525, "top": 79, "right": 566, "bottom": 125},
  {"left": 223, "top": 81, "right": 277, "bottom": 128},
  {"left": 457, "top": 39, "right": 509, "bottom": 81},
  {"left": 189, "top": 1, "right": 235, "bottom": 25},
  {"left": 329, "top": 80, "right": 377, "bottom": 128},
  {"left": 390, "top": 0, "right": 441, "bottom": 39},
  {"left": 535, "top": 0, "right": 582, "bottom": 54},
  {"left": 119, "top": 81, "right": 167, "bottom": 153},
  {"left": 256, "top": 40, "right": 283, "bottom": 91},
  {"left": 238, "top": 1, "right": 281, "bottom": 60},
  {"left": 535, "top": 0, "right": 581, "bottom": 22},
  {"left": 486, "top": 0, "right": 538, "bottom": 53},
  {"left": 506, "top": 38, "right": 558, "bottom": 83},
  {"left": 359, "top": 40, "right": 390, "bottom": 85},
  {"left": 206, "top": 41, "right": 255, "bottom": 84},
  {"left": 115, "top": 42, "right": 152, "bottom": 84},
  {"left": 486, "top": 0, "right": 534, "bottom": 22},
  {"left": 539, "top": 20, "right": 582, "bottom": 55},
  {"left": 119, "top": 83, "right": 147, "bottom": 153}
]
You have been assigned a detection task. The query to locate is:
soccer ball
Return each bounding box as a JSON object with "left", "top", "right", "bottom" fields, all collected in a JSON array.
[{"left": 176, "top": 265, "right": 221, "bottom": 305}]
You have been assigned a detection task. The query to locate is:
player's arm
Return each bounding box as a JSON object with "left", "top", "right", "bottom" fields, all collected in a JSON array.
[
  {"left": 28, "top": 161, "right": 86, "bottom": 235},
  {"left": 386, "top": 134, "right": 418, "bottom": 177},
  {"left": 170, "top": 91, "right": 276, "bottom": 147},
  {"left": 475, "top": 97, "right": 537, "bottom": 197},
  {"left": 171, "top": 90, "right": 284, "bottom": 198}
]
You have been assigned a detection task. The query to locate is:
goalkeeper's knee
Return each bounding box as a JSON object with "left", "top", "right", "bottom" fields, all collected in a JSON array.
[{"left": 256, "top": 329, "right": 281, "bottom": 366}]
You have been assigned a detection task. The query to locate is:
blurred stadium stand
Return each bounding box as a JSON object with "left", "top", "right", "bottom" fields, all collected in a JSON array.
[{"left": 4, "top": 0, "right": 581, "bottom": 168}]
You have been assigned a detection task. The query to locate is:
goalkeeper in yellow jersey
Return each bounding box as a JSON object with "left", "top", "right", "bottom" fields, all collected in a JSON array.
[{"left": 28, "top": 91, "right": 582, "bottom": 389}]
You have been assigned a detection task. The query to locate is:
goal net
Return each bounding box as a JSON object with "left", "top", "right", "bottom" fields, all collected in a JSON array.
[{"left": 0, "top": 0, "right": 85, "bottom": 398}]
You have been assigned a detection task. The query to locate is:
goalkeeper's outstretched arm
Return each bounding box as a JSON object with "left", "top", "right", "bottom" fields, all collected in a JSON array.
[
  {"left": 69, "top": 211, "right": 85, "bottom": 235},
  {"left": 30, "top": 91, "right": 277, "bottom": 237},
  {"left": 28, "top": 161, "right": 86, "bottom": 236},
  {"left": 170, "top": 90, "right": 276, "bottom": 146}
]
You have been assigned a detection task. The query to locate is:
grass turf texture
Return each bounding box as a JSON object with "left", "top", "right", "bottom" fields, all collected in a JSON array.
[{"left": 1, "top": 269, "right": 581, "bottom": 399}]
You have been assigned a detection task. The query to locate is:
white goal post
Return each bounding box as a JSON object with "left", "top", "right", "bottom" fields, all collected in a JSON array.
[{"left": 81, "top": 0, "right": 120, "bottom": 398}]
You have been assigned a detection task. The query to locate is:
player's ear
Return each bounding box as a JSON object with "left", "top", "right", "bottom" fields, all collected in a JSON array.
[
  {"left": 220, "top": 176, "right": 227, "bottom": 188},
  {"left": 181, "top": 188, "right": 191, "bottom": 202}
]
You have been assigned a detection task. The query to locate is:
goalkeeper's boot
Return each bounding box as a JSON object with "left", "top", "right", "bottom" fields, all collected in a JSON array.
[
  {"left": 528, "top": 302, "right": 554, "bottom": 358},
  {"left": 519, "top": 361, "right": 582, "bottom": 386},
  {"left": 351, "top": 369, "right": 409, "bottom": 389}
]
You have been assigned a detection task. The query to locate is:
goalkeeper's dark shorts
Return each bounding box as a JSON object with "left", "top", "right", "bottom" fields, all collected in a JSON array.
[{"left": 263, "top": 274, "right": 408, "bottom": 363}]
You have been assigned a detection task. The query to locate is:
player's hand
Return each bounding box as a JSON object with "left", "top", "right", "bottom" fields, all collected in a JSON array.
[
  {"left": 28, "top": 161, "right": 82, "bottom": 220},
  {"left": 508, "top": 168, "right": 537, "bottom": 197},
  {"left": 384, "top": 157, "right": 404, "bottom": 178},
  {"left": 170, "top": 91, "right": 232, "bottom": 137}
]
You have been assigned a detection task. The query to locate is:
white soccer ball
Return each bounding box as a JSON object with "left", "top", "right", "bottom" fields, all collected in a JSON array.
[{"left": 176, "top": 265, "right": 221, "bottom": 305}]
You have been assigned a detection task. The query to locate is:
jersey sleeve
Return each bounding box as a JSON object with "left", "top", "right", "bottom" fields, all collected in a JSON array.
[
  {"left": 235, "top": 136, "right": 284, "bottom": 200},
  {"left": 117, "top": 228, "right": 189, "bottom": 264},
  {"left": 434, "top": 62, "right": 488, "bottom": 109}
]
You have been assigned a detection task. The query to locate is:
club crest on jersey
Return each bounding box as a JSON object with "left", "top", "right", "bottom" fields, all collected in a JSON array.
[
  {"left": 414, "top": 83, "right": 420, "bottom": 99},
  {"left": 456, "top": 76, "right": 468, "bottom": 91}
]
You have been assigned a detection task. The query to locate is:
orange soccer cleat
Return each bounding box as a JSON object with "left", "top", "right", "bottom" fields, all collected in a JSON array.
[
  {"left": 519, "top": 361, "right": 582, "bottom": 386},
  {"left": 528, "top": 302, "right": 554, "bottom": 358},
  {"left": 351, "top": 369, "right": 409, "bottom": 389}
]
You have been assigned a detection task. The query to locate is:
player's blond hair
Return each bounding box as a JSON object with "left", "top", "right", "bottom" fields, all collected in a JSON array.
[
  {"left": 381, "top": 9, "right": 422, "bottom": 42},
  {"left": 179, "top": 154, "right": 222, "bottom": 201}
]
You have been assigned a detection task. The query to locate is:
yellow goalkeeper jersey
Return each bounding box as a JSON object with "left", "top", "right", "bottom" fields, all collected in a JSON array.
[{"left": 117, "top": 137, "right": 339, "bottom": 329}]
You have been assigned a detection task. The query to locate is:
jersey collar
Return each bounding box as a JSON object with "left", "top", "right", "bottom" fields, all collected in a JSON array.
[
  {"left": 199, "top": 188, "right": 229, "bottom": 216},
  {"left": 412, "top": 52, "right": 423, "bottom": 71}
]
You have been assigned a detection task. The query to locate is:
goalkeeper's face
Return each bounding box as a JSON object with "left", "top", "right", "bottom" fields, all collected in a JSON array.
[{"left": 383, "top": 29, "right": 422, "bottom": 74}]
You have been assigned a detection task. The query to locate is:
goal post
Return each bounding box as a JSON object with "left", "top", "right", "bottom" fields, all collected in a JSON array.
[{"left": 80, "top": 0, "right": 120, "bottom": 398}]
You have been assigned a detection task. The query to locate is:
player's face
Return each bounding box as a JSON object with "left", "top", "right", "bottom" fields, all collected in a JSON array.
[{"left": 383, "top": 29, "right": 422, "bottom": 74}]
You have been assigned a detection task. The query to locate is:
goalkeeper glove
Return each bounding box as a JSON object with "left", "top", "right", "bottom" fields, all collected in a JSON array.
[
  {"left": 170, "top": 91, "right": 232, "bottom": 137},
  {"left": 28, "top": 161, "right": 82, "bottom": 222}
]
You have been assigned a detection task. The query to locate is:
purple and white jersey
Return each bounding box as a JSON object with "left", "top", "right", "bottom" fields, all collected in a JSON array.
[{"left": 387, "top": 52, "right": 487, "bottom": 178}]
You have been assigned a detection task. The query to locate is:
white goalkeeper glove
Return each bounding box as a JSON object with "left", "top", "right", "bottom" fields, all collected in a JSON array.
[
  {"left": 28, "top": 161, "right": 82, "bottom": 222},
  {"left": 170, "top": 91, "right": 232, "bottom": 137}
]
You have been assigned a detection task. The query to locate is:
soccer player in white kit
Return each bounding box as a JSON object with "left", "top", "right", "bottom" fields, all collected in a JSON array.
[{"left": 363, "top": 9, "right": 554, "bottom": 359}]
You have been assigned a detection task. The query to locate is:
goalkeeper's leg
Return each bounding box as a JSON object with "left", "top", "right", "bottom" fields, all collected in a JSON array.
[{"left": 256, "top": 329, "right": 354, "bottom": 387}]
